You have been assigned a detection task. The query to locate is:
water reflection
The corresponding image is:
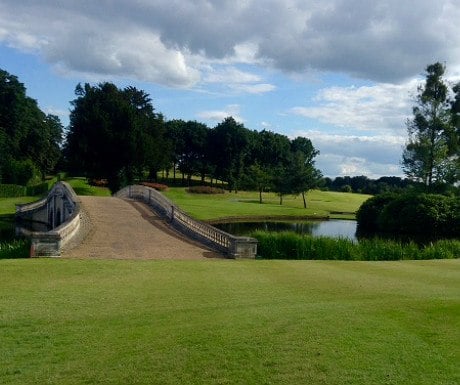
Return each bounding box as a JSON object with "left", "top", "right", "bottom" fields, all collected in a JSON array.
[
  {"left": 0, "top": 218, "right": 17, "bottom": 242},
  {"left": 214, "top": 219, "right": 357, "bottom": 241},
  {"left": 0, "top": 218, "right": 51, "bottom": 242}
]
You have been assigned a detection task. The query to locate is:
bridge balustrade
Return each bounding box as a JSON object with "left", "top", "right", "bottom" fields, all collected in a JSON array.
[
  {"left": 16, "top": 181, "right": 81, "bottom": 257},
  {"left": 115, "top": 185, "right": 257, "bottom": 258}
]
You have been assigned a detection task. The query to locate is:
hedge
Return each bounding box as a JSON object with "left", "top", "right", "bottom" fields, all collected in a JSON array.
[{"left": 0, "top": 184, "right": 26, "bottom": 198}]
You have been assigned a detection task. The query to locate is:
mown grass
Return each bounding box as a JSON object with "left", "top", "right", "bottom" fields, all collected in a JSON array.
[
  {"left": 252, "top": 231, "right": 460, "bottom": 260},
  {"left": 0, "top": 258, "right": 458, "bottom": 385},
  {"left": 163, "top": 187, "right": 371, "bottom": 221},
  {"left": 64, "top": 177, "right": 111, "bottom": 197},
  {"left": 0, "top": 196, "right": 40, "bottom": 216}
]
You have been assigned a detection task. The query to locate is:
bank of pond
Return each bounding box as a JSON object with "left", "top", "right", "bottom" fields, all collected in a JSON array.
[
  {"left": 214, "top": 219, "right": 459, "bottom": 261},
  {"left": 1, "top": 216, "right": 459, "bottom": 260}
]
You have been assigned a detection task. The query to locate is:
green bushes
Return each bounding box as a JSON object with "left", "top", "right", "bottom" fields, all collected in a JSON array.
[
  {"left": 357, "top": 193, "right": 460, "bottom": 237},
  {"left": 251, "top": 231, "right": 460, "bottom": 260},
  {"left": 26, "top": 182, "right": 49, "bottom": 196},
  {"left": 187, "top": 186, "right": 225, "bottom": 194},
  {"left": 0, "top": 239, "right": 30, "bottom": 259},
  {"left": 0, "top": 184, "right": 26, "bottom": 198},
  {"left": 141, "top": 182, "right": 169, "bottom": 191},
  {"left": 0, "top": 182, "right": 50, "bottom": 197}
]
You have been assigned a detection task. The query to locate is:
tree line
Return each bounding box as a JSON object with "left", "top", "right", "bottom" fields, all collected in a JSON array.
[
  {"left": 1, "top": 62, "right": 458, "bottom": 200},
  {"left": 64, "top": 82, "right": 322, "bottom": 205},
  {"left": 0, "top": 69, "right": 63, "bottom": 185}
]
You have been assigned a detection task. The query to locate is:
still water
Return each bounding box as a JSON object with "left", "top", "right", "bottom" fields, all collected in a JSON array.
[
  {"left": 214, "top": 219, "right": 357, "bottom": 241},
  {"left": 0, "top": 218, "right": 50, "bottom": 242}
]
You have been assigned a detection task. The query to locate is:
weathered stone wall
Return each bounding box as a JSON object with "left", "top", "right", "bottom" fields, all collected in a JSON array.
[{"left": 16, "top": 182, "right": 81, "bottom": 257}]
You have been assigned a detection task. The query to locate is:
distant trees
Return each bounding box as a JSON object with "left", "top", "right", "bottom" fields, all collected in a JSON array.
[
  {"left": 0, "top": 68, "right": 63, "bottom": 184},
  {"left": 402, "top": 62, "right": 459, "bottom": 188},
  {"left": 321, "top": 175, "right": 420, "bottom": 195}
]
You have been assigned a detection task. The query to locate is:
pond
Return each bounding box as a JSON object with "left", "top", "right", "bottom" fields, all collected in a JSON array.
[
  {"left": 0, "top": 218, "right": 20, "bottom": 242},
  {"left": 214, "top": 219, "right": 358, "bottom": 241},
  {"left": 0, "top": 217, "right": 50, "bottom": 242}
]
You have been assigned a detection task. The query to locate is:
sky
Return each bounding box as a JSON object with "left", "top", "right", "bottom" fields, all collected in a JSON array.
[{"left": 1, "top": 0, "right": 460, "bottom": 178}]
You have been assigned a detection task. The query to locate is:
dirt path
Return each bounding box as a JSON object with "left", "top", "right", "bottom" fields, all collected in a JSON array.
[{"left": 62, "top": 196, "right": 222, "bottom": 260}]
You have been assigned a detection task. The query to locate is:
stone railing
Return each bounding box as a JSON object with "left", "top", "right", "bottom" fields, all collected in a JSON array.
[
  {"left": 115, "top": 185, "right": 257, "bottom": 258},
  {"left": 16, "top": 182, "right": 81, "bottom": 257}
]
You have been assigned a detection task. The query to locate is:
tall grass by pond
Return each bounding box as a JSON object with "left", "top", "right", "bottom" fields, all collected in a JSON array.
[
  {"left": 252, "top": 231, "right": 460, "bottom": 260},
  {"left": 0, "top": 239, "right": 30, "bottom": 259}
]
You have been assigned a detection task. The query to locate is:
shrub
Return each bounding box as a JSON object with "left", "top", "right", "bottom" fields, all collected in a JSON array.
[
  {"left": 141, "top": 182, "right": 169, "bottom": 191},
  {"left": 26, "top": 182, "right": 49, "bottom": 196},
  {"left": 251, "top": 231, "right": 460, "bottom": 261},
  {"left": 187, "top": 186, "right": 225, "bottom": 194},
  {"left": 0, "top": 184, "right": 26, "bottom": 198},
  {"left": 379, "top": 194, "right": 455, "bottom": 236},
  {"left": 89, "top": 178, "right": 109, "bottom": 187},
  {"left": 356, "top": 193, "right": 397, "bottom": 232},
  {"left": 357, "top": 192, "right": 460, "bottom": 238},
  {"left": 0, "top": 239, "right": 30, "bottom": 259}
]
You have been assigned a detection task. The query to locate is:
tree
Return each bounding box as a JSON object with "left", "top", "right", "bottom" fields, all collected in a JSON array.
[
  {"left": 402, "top": 63, "right": 455, "bottom": 187},
  {"left": 0, "top": 68, "right": 63, "bottom": 184},
  {"left": 176, "top": 120, "right": 210, "bottom": 184},
  {"left": 244, "top": 162, "right": 272, "bottom": 204},
  {"left": 448, "top": 82, "right": 460, "bottom": 183},
  {"left": 209, "top": 117, "right": 249, "bottom": 192},
  {"left": 64, "top": 83, "right": 165, "bottom": 192},
  {"left": 288, "top": 137, "right": 322, "bottom": 208}
]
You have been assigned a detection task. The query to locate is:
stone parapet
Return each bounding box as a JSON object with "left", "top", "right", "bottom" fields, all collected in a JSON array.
[
  {"left": 16, "top": 182, "right": 81, "bottom": 257},
  {"left": 115, "top": 185, "right": 257, "bottom": 258}
]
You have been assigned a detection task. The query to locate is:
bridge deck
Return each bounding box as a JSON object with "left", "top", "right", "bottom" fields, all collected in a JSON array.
[{"left": 62, "top": 196, "right": 222, "bottom": 260}]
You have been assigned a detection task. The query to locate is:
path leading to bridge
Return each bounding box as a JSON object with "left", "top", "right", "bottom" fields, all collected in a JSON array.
[{"left": 62, "top": 196, "right": 221, "bottom": 260}]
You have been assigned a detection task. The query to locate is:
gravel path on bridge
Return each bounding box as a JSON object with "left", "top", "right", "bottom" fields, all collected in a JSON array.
[{"left": 62, "top": 196, "right": 222, "bottom": 260}]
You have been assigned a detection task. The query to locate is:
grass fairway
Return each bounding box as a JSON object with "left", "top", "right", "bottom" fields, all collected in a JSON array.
[
  {"left": 64, "top": 177, "right": 111, "bottom": 197},
  {"left": 164, "top": 188, "right": 371, "bottom": 220},
  {"left": 1, "top": 258, "right": 458, "bottom": 385},
  {"left": 0, "top": 196, "right": 40, "bottom": 216}
]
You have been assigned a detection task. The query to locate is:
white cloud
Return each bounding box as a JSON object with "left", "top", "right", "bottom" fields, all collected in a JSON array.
[
  {"left": 230, "top": 83, "right": 276, "bottom": 94},
  {"left": 0, "top": 0, "right": 459, "bottom": 86},
  {"left": 203, "top": 67, "right": 275, "bottom": 94},
  {"left": 196, "top": 104, "right": 244, "bottom": 123},
  {"left": 291, "top": 81, "right": 418, "bottom": 133},
  {"left": 295, "top": 130, "right": 406, "bottom": 177},
  {"left": 317, "top": 153, "right": 403, "bottom": 178},
  {"left": 204, "top": 67, "right": 261, "bottom": 84}
]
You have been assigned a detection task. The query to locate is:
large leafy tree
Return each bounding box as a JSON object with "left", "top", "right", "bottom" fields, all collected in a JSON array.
[
  {"left": 64, "top": 83, "right": 165, "bottom": 192},
  {"left": 209, "top": 117, "right": 249, "bottom": 192},
  {"left": 449, "top": 82, "right": 460, "bottom": 183},
  {"left": 0, "top": 68, "right": 62, "bottom": 184},
  {"left": 289, "top": 137, "right": 322, "bottom": 208},
  {"left": 402, "top": 63, "right": 456, "bottom": 187},
  {"left": 177, "top": 120, "right": 211, "bottom": 184}
]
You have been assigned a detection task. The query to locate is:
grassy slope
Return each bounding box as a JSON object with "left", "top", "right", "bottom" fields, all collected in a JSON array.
[
  {"left": 0, "top": 196, "right": 39, "bottom": 216},
  {"left": 64, "top": 177, "right": 111, "bottom": 197},
  {"left": 164, "top": 188, "right": 371, "bottom": 221},
  {"left": 0, "top": 178, "right": 110, "bottom": 216},
  {"left": 0, "top": 258, "right": 458, "bottom": 385}
]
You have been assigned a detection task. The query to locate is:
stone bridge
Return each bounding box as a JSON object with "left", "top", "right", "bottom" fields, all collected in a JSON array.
[
  {"left": 16, "top": 183, "right": 257, "bottom": 259},
  {"left": 16, "top": 181, "right": 81, "bottom": 256}
]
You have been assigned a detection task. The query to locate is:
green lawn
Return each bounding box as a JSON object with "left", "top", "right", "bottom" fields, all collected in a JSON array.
[
  {"left": 163, "top": 188, "right": 371, "bottom": 221},
  {"left": 0, "top": 177, "right": 110, "bottom": 216},
  {"left": 0, "top": 258, "right": 458, "bottom": 385},
  {"left": 0, "top": 196, "right": 39, "bottom": 216},
  {"left": 64, "top": 177, "right": 111, "bottom": 197}
]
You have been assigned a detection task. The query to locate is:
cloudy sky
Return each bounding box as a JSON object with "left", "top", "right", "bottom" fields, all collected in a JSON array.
[{"left": 1, "top": 0, "right": 459, "bottom": 178}]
